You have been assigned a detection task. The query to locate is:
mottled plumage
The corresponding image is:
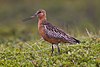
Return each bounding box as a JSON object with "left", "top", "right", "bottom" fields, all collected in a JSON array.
[
  {"left": 42, "top": 21, "right": 80, "bottom": 44},
  {"left": 24, "top": 9, "right": 80, "bottom": 55}
]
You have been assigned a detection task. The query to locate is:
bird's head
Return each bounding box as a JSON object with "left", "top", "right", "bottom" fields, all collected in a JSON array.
[
  {"left": 23, "top": 9, "right": 46, "bottom": 21},
  {"left": 36, "top": 9, "right": 46, "bottom": 18}
]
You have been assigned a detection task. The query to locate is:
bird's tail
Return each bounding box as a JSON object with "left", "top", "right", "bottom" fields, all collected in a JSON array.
[
  {"left": 66, "top": 37, "right": 80, "bottom": 44},
  {"left": 72, "top": 37, "right": 80, "bottom": 44}
]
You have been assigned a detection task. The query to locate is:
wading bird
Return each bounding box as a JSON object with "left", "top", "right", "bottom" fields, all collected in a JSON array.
[{"left": 23, "top": 9, "right": 80, "bottom": 55}]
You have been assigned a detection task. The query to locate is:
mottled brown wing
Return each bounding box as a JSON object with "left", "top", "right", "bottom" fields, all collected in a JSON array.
[
  {"left": 43, "top": 22, "right": 69, "bottom": 40},
  {"left": 43, "top": 22, "right": 80, "bottom": 44}
]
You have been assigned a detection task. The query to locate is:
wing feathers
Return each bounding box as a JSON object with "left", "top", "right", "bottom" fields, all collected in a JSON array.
[{"left": 43, "top": 22, "right": 80, "bottom": 44}]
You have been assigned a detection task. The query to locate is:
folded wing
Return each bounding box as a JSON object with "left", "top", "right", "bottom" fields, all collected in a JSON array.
[{"left": 43, "top": 22, "right": 80, "bottom": 44}]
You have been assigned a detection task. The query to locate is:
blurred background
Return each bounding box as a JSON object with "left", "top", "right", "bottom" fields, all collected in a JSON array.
[{"left": 0, "top": 0, "right": 100, "bottom": 41}]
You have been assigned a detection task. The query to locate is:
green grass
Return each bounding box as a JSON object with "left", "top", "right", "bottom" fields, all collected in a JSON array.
[{"left": 0, "top": 38, "right": 100, "bottom": 67}]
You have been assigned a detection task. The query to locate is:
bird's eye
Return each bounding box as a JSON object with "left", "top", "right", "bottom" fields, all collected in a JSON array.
[{"left": 38, "top": 11, "right": 41, "bottom": 14}]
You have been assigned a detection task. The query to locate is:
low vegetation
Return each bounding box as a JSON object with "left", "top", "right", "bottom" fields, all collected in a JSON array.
[{"left": 0, "top": 38, "right": 100, "bottom": 67}]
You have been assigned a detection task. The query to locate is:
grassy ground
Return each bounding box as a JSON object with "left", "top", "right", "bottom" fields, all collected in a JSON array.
[{"left": 0, "top": 38, "right": 100, "bottom": 67}]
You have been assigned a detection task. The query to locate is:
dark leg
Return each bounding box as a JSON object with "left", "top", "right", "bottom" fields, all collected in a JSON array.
[
  {"left": 56, "top": 44, "right": 60, "bottom": 54},
  {"left": 51, "top": 44, "right": 54, "bottom": 55}
]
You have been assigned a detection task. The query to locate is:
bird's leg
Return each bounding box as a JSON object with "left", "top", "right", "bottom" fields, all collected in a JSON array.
[
  {"left": 51, "top": 44, "right": 54, "bottom": 55},
  {"left": 56, "top": 44, "right": 60, "bottom": 54}
]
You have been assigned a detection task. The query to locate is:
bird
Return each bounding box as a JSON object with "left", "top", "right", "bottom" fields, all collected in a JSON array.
[{"left": 23, "top": 9, "right": 80, "bottom": 55}]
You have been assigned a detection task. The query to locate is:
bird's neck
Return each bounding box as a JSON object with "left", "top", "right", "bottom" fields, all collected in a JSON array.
[
  {"left": 38, "top": 16, "right": 46, "bottom": 20},
  {"left": 38, "top": 16, "right": 47, "bottom": 24},
  {"left": 38, "top": 16, "right": 47, "bottom": 30}
]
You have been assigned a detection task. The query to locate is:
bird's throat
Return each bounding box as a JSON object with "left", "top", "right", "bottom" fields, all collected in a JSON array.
[{"left": 38, "top": 17, "right": 46, "bottom": 21}]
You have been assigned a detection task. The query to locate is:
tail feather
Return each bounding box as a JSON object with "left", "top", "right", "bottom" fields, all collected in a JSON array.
[
  {"left": 65, "top": 36, "right": 80, "bottom": 44},
  {"left": 72, "top": 37, "right": 80, "bottom": 44}
]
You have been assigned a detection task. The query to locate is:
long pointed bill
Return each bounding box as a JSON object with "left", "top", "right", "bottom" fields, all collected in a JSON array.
[{"left": 23, "top": 14, "right": 37, "bottom": 22}]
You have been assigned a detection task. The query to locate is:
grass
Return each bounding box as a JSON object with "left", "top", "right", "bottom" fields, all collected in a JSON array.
[{"left": 0, "top": 38, "right": 100, "bottom": 67}]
